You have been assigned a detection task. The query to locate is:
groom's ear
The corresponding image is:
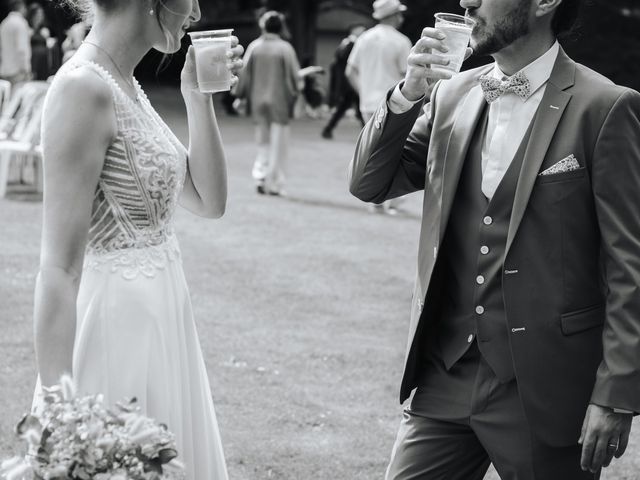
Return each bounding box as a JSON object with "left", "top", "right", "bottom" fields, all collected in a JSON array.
[{"left": 534, "top": 0, "right": 564, "bottom": 19}]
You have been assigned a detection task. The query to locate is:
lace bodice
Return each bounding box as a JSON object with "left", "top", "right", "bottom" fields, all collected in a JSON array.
[{"left": 47, "top": 60, "right": 188, "bottom": 279}]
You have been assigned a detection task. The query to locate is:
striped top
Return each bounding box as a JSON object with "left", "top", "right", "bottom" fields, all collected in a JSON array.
[{"left": 45, "top": 60, "right": 188, "bottom": 279}]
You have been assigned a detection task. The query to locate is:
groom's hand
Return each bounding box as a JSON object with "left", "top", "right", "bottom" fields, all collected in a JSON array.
[
  {"left": 401, "top": 27, "right": 473, "bottom": 102},
  {"left": 579, "top": 404, "right": 633, "bottom": 473}
]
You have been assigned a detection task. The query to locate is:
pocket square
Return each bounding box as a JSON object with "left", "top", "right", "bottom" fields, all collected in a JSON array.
[{"left": 539, "top": 154, "right": 580, "bottom": 176}]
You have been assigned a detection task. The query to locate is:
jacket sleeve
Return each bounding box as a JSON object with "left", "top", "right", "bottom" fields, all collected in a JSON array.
[
  {"left": 590, "top": 88, "right": 640, "bottom": 413},
  {"left": 348, "top": 82, "right": 439, "bottom": 204}
]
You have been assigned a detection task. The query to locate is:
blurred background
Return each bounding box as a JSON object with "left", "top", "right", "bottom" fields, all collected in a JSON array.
[{"left": 0, "top": 0, "right": 638, "bottom": 93}]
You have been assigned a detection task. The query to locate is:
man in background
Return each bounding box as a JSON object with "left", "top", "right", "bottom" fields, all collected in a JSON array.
[
  {"left": 346, "top": 0, "right": 411, "bottom": 214},
  {"left": 0, "top": 0, "right": 31, "bottom": 84},
  {"left": 321, "top": 23, "right": 367, "bottom": 140},
  {"left": 346, "top": 0, "right": 411, "bottom": 122}
]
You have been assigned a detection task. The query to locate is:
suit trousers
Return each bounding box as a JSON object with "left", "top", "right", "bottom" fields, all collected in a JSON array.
[{"left": 385, "top": 343, "right": 597, "bottom": 480}]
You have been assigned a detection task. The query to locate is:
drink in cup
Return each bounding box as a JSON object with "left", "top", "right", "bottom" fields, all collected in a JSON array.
[
  {"left": 432, "top": 13, "right": 476, "bottom": 75},
  {"left": 188, "top": 29, "right": 234, "bottom": 93}
]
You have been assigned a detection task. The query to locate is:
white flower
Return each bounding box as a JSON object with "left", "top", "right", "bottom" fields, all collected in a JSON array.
[
  {"left": 129, "top": 427, "right": 159, "bottom": 445},
  {"left": 4, "top": 461, "right": 32, "bottom": 480},
  {"left": 23, "top": 428, "right": 41, "bottom": 446}
]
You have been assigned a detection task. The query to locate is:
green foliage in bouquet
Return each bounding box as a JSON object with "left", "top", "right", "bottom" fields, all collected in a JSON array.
[{"left": 1, "top": 376, "right": 184, "bottom": 480}]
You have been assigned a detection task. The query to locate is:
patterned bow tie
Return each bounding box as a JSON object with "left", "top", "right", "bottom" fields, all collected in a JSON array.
[{"left": 479, "top": 71, "right": 531, "bottom": 103}]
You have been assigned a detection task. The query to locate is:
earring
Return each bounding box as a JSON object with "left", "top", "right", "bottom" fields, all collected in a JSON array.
[{"left": 149, "top": 9, "right": 154, "bottom": 15}]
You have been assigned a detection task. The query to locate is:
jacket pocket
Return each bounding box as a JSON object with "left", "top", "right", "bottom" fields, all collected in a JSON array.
[
  {"left": 537, "top": 167, "right": 586, "bottom": 185},
  {"left": 560, "top": 304, "right": 605, "bottom": 335}
]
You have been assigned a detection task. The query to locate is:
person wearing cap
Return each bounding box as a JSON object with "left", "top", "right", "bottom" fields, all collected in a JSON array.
[
  {"left": 346, "top": 0, "right": 410, "bottom": 123},
  {"left": 347, "top": 0, "right": 411, "bottom": 214},
  {"left": 350, "top": 0, "right": 640, "bottom": 478}
]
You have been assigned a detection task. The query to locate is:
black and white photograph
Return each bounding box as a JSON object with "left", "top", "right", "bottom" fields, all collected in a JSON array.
[{"left": 0, "top": 0, "right": 639, "bottom": 479}]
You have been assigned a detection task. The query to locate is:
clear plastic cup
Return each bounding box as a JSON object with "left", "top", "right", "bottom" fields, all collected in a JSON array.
[
  {"left": 432, "top": 13, "right": 476, "bottom": 75},
  {"left": 188, "top": 29, "right": 234, "bottom": 93}
]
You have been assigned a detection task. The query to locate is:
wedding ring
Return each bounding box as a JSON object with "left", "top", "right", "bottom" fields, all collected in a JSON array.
[{"left": 607, "top": 442, "right": 618, "bottom": 450}]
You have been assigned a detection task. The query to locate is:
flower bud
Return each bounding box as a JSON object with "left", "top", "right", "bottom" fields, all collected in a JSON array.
[{"left": 60, "top": 375, "right": 76, "bottom": 401}]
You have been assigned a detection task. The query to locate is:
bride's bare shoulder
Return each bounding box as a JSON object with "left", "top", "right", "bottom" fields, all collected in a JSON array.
[
  {"left": 47, "top": 63, "right": 113, "bottom": 111},
  {"left": 42, "top": 63, "right": 117, "bottom": 148}
]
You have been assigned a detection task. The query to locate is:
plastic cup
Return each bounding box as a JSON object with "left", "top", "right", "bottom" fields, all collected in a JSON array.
[
  {"left": 432, "top": 13, "right": 475, "bottom": 75},
  {"left": 188, "top": 29, "right": 234, "bottom": 93}
]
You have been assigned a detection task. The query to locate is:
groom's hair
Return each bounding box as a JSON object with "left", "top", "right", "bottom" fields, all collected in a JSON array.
[{"left": 552, "top": 0, "right": 581, "bottom": 36}]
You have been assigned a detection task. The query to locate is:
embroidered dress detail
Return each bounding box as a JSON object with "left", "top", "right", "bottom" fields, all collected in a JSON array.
[{"left": 53, "top": 60, "right": 188, "bottom": 279}]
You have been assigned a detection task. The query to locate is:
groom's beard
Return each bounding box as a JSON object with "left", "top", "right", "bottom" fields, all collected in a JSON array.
[{"left": 469, "top": 1, "right": 531, "bottom": 57}]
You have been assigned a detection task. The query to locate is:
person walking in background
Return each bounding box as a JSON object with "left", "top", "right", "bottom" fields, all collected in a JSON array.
[
  {"left": 347, "top": 0, "right": 411, "bottom": 214},
  {"left": 235, "top": 10, "right": 300, "bottom": 197},
  {"left": 350, "top": 0, "right": 640, "bottom": 478},
  {"left": 321, "top": 23, "right": 366, "bottom": 140},
  {"left": 27, "top": 3, "right": 52, "bottom": 80},
  {"left": 0, "top": 0, "right": 31, "bottom": 84}
]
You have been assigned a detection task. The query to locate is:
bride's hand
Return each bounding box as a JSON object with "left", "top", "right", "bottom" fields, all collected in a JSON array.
[
  {"left": 181, "top": 37, "right": 244, "bottom": 97},
  {"left": 227, "top": 36, "right": 244, "bottom": 88}
]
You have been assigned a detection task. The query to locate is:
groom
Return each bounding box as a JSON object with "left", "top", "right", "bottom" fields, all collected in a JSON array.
[{"left": 349, "top": 0, "right": 640, "bottom": 478}]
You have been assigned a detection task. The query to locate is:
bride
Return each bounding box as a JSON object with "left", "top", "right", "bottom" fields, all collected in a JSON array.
[{"left": 32, "top": 0, "right": 243, "bottom": 477}]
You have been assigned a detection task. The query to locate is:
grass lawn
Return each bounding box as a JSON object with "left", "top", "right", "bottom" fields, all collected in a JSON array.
[{"left": 0, "top": 87, "right": 638, "bottom": 479}]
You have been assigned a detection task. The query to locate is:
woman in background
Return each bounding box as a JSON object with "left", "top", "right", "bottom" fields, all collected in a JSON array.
[
  {"left": 235, "top": 10, "right": 300, "bottom": 196},
  {"left": 27, "top": 3, "right": 51, "bottom": 80},
  {"left": 33, "top": 0, "right": 243, "bottom": 477}
]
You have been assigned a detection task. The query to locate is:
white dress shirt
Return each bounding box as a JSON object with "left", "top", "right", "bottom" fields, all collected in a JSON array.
[
  {"left": 388, "top": 41, "right": 561, "bottom": 199},
  {"left": 480, "top": 42, "right": 559, "bottom": 198},
  {"left": 348, "top": 24, "right": 412, "bottom": 115}
]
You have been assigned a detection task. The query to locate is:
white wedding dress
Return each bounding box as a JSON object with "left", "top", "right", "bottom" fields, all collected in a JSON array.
[{"left": 35, "top": 59, "right": 228, "bottom": 479}]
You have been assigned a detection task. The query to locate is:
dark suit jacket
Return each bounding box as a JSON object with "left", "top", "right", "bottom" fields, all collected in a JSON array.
[{"left": 349, "top": 48, "right": 640, "bottom": 446}]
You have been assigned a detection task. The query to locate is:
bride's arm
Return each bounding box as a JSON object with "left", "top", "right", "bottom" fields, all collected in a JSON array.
[
  {"left": 34, "top": 69, "right": 116, "bottom": 387},
  {"left": 179, "top": 40, "right": 243, "bottom": 218}
]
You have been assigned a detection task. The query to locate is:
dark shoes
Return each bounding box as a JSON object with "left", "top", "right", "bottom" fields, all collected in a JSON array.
[
  {"left": 256, "top": 184, "right": 284, "bottom": 197},
  {"left": 321, "top": 128, "right": 333, "bottom": 139}
]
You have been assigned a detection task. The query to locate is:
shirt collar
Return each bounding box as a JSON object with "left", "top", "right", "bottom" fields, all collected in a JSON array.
[{"left": 491, "top": 41, "right": 560, "bottom": 100}]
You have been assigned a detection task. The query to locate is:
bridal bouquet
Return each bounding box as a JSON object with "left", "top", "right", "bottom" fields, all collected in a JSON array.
[{"left": 1, "top": 376, "right": 184, "bottom": 480}]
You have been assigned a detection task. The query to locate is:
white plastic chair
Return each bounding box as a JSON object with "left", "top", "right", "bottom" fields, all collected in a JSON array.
[
  {"left": 0, "top": 80, "right": 11, "bottom": 114},
  {"left": 0, "top": 81, "right": 49, "bottom": 197}
]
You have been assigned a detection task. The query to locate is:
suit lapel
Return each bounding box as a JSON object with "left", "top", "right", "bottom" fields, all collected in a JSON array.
[
  {"left": 505, "top": 49, "right": 576, "bottom": 254},
  {"left": 438, "top": 83, "right": 487, "bottom": 243}
]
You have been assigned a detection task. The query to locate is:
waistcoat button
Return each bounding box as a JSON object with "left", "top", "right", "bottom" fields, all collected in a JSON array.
[
  {"left": 476, "top": 275, "right": 485, "bottom": 285},
  {"left": 483, "top": 216, "right": 493, "bottom": 225},
  {"left": 475, "top": 305, "right": 485, "bottom": 315},
  {"left": 467, "top": 334, "right": 474, "bottom": 343},
  {"left": 480, "top": 245, "right": 489, "bottom": 255}
]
